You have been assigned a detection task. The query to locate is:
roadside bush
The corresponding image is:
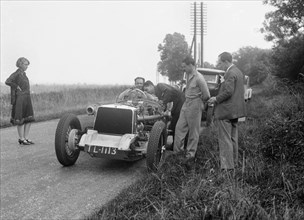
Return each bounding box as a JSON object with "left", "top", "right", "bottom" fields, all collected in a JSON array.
[
  {"left": 258, "top": 78, "right": 304, "bottom": 165},
  {"left": 253, "top": 79, "right": 304, "bottom": 216},
  {"left": 260, "top": 111, "right": 304, "bottom": 165}
]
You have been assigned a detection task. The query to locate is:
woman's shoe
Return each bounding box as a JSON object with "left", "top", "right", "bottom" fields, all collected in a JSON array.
[
  {"left": 18, "top": 139, "right": 31, "bottom": 145},
  {"left": 25, "top": 139, "right": 34, "bottom": 144}
]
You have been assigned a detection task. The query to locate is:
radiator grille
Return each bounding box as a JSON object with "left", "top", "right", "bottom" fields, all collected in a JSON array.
[{"left": 94, "top": 107, "right": 134, "bottom": 134}]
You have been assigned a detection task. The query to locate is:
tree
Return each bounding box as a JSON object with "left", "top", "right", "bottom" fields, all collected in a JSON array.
[
  {"left": 270, "top": 34, "right": 304, "bottom": 80},
  {"left": 261, "top": 0, "right": 304, "bottom": 44},
  {"left": 203, "top": 62, "right": 215, "bottom": 69},
  {"left": 261, "top": 0, "right": 304, "bottom": 80},
  {"left": 233, "top": 46, "right": 272, "bottom": 86},
  {"left": 157, "top": 33, "right": 189, "bottom": 82}
]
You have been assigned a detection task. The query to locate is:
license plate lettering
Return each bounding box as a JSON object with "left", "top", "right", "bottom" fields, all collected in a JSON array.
[{"left": 87, "top": 145, "right": 117, "bottom": 155}]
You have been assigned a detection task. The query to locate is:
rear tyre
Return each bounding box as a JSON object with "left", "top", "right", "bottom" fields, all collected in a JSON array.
[
  {"left": 55, "top": 113, "right": 81, "bottom": 166},
  {"left": 146, "top": 121, "right": 167, "bottom": 172}
]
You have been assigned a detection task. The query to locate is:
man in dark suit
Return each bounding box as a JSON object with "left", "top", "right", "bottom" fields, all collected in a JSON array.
[{"left": 208, "top": 52, "right": 246, "bottom": 171}]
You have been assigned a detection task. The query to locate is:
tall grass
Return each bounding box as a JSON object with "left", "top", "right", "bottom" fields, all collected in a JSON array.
[
  {"left": 86, "top": 78, "right": 304, "bottom": 220},
  {"left": 0, "top": 84, "right": 129, "bottom": 127}
]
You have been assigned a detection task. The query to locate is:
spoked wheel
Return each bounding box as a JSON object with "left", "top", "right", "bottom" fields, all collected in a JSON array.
[
  {"left": 55, "top": 113, "right": 81, "bottom": 166},
  {"left": 146, "top": 121, "right": 167, "bottom": 172}
]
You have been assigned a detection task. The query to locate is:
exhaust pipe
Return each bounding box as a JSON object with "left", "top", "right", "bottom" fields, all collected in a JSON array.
[{"left": 137, "top": 114, "right": 164, "bottom": 122}]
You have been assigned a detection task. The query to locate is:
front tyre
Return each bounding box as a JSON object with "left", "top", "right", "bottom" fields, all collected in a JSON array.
[
  {"left": 146, "top": 121, "right": 167, "bottom": 172},
  {"left": 55, "top": 113, "right": 81, "bottom": 166}
]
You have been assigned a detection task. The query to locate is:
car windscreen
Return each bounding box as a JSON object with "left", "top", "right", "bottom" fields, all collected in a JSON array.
[{"left": 202, "top": 74, "right": 217, "bottom": 83}]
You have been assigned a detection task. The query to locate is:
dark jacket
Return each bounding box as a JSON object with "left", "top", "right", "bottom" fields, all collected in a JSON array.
[
  {"left": 5, "top": 68, "right": 30, "bottom": 105},
  {"left": 214, "top": 65, "right": 246, "bottom": 120},
  {"left": 154, "top": 83, "right": 185, "bottom": 115}
]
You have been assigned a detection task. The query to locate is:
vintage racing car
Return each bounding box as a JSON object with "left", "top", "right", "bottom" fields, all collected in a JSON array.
[
  {"left": 55, "top": 88, "right": 170, "bottom": 172},
  {"left": 55, "top": 69, "right": 251, "bottom": 172}
]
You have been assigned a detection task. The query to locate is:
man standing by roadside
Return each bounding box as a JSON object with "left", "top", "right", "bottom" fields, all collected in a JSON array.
[
  {"left": 143, "top": 81, "right": 185, "bottom": 148},
  {"left": 174, "top": 55, "right": 210, "bottom": 160},
  {"left": 208, "top": 52, "right": 246, "bottom": 171}
]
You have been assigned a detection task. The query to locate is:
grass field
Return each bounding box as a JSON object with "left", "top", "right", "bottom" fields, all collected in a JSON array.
[
  {"left": 86, "top": 78, "right": 304, "bottom": 220},
  {"left": 0, "top": 84, "right": 129, "bottom": 127}
]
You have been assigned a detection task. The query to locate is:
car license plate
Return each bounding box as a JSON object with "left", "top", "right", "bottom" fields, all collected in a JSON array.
[{"left": 87, "top": 145, "right": 117, "bottom": 155}]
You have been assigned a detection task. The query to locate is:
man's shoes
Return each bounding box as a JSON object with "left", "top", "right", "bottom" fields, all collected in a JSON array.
[
  {"left": 184, "top": 156, "right": 195, "bottom": 163},
  {"left": 221, "top": 168, "right": 235, "bottom": 172},
  {"left": 221, "top": 168, "right": 235, "bottom": 177},
  {"left": 182, "top": 156, "right": 195, "bottom": 170}
]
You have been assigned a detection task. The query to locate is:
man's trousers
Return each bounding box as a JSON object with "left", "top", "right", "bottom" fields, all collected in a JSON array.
[
  {"left": 173, "top": 98, "right": 203, "bottom": 158},
  {"left": 216, "top": 119, "right": 239, "bottom": 169}
]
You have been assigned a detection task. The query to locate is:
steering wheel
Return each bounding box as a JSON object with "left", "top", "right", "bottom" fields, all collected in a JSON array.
[{"left": 127, "top": 88, "right": 147, "bottom": 100}]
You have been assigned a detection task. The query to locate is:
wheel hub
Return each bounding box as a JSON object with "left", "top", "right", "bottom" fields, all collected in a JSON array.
[{"left": 67, "top": 129, "right": 79, "bottom": 154}]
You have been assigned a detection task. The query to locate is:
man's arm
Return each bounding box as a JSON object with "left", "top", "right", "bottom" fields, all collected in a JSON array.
[
  {"left": 215, "top": 71, "right": 236, "bottom": 103},
  {"left": 156, "top": 83, "right": 173, "bottom": 106},
  {"left": 145, "top": 92, "right": 158, "bottom": 101},
  {"left": 197, "top": 74, "right": 210, "bottom": 102},
  {"left": 117, "top": 88, "right": 131, "bottom": 101}
]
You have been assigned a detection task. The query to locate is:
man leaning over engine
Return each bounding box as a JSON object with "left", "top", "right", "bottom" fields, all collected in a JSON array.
[{"left": 143, "top": 80, "right": 185, "bottom": 148}]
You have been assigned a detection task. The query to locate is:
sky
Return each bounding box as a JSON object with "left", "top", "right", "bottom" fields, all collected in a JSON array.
[{"left": 0, "top": 1, "right": 275, "bottom": 86}]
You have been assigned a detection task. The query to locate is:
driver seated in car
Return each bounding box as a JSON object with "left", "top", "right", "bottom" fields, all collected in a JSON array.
[{"left": 117, "top": 76, "right": 158, "bottom": 101}]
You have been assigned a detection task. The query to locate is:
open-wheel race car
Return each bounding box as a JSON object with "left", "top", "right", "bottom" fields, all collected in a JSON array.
[{"left": 55, "top": 88, "right": 170, "bottom": 172}]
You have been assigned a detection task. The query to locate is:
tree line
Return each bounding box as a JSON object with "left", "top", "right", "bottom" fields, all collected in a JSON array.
[{"left": 157, "top": 0, "right": 304, "bottom": 86}]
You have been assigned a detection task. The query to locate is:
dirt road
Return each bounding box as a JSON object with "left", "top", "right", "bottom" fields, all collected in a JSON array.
[{"left": 0, "top": 115, "right": 146, "bottom": 220}]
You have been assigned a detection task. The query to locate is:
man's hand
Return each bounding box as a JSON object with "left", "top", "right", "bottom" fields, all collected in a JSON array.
[
  {"left": 164, "top": 110, "right": 171, "bottom": 116},
  {"left": 164, "top": 110, "right": 172, "bottom": 120},
  {"left": 208, "top": 97, "right": 217, "bottom": 104}
]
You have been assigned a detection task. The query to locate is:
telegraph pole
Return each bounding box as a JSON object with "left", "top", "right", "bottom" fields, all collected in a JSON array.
[
  {"left": 190, "top": 2, "right": 207, "bottom": 67},
  {"left": 194, "top": 2, "right": 197, "bottom": 63},
  {"left": 200, "top": 2, "right": 204, "bottom": 67}
]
